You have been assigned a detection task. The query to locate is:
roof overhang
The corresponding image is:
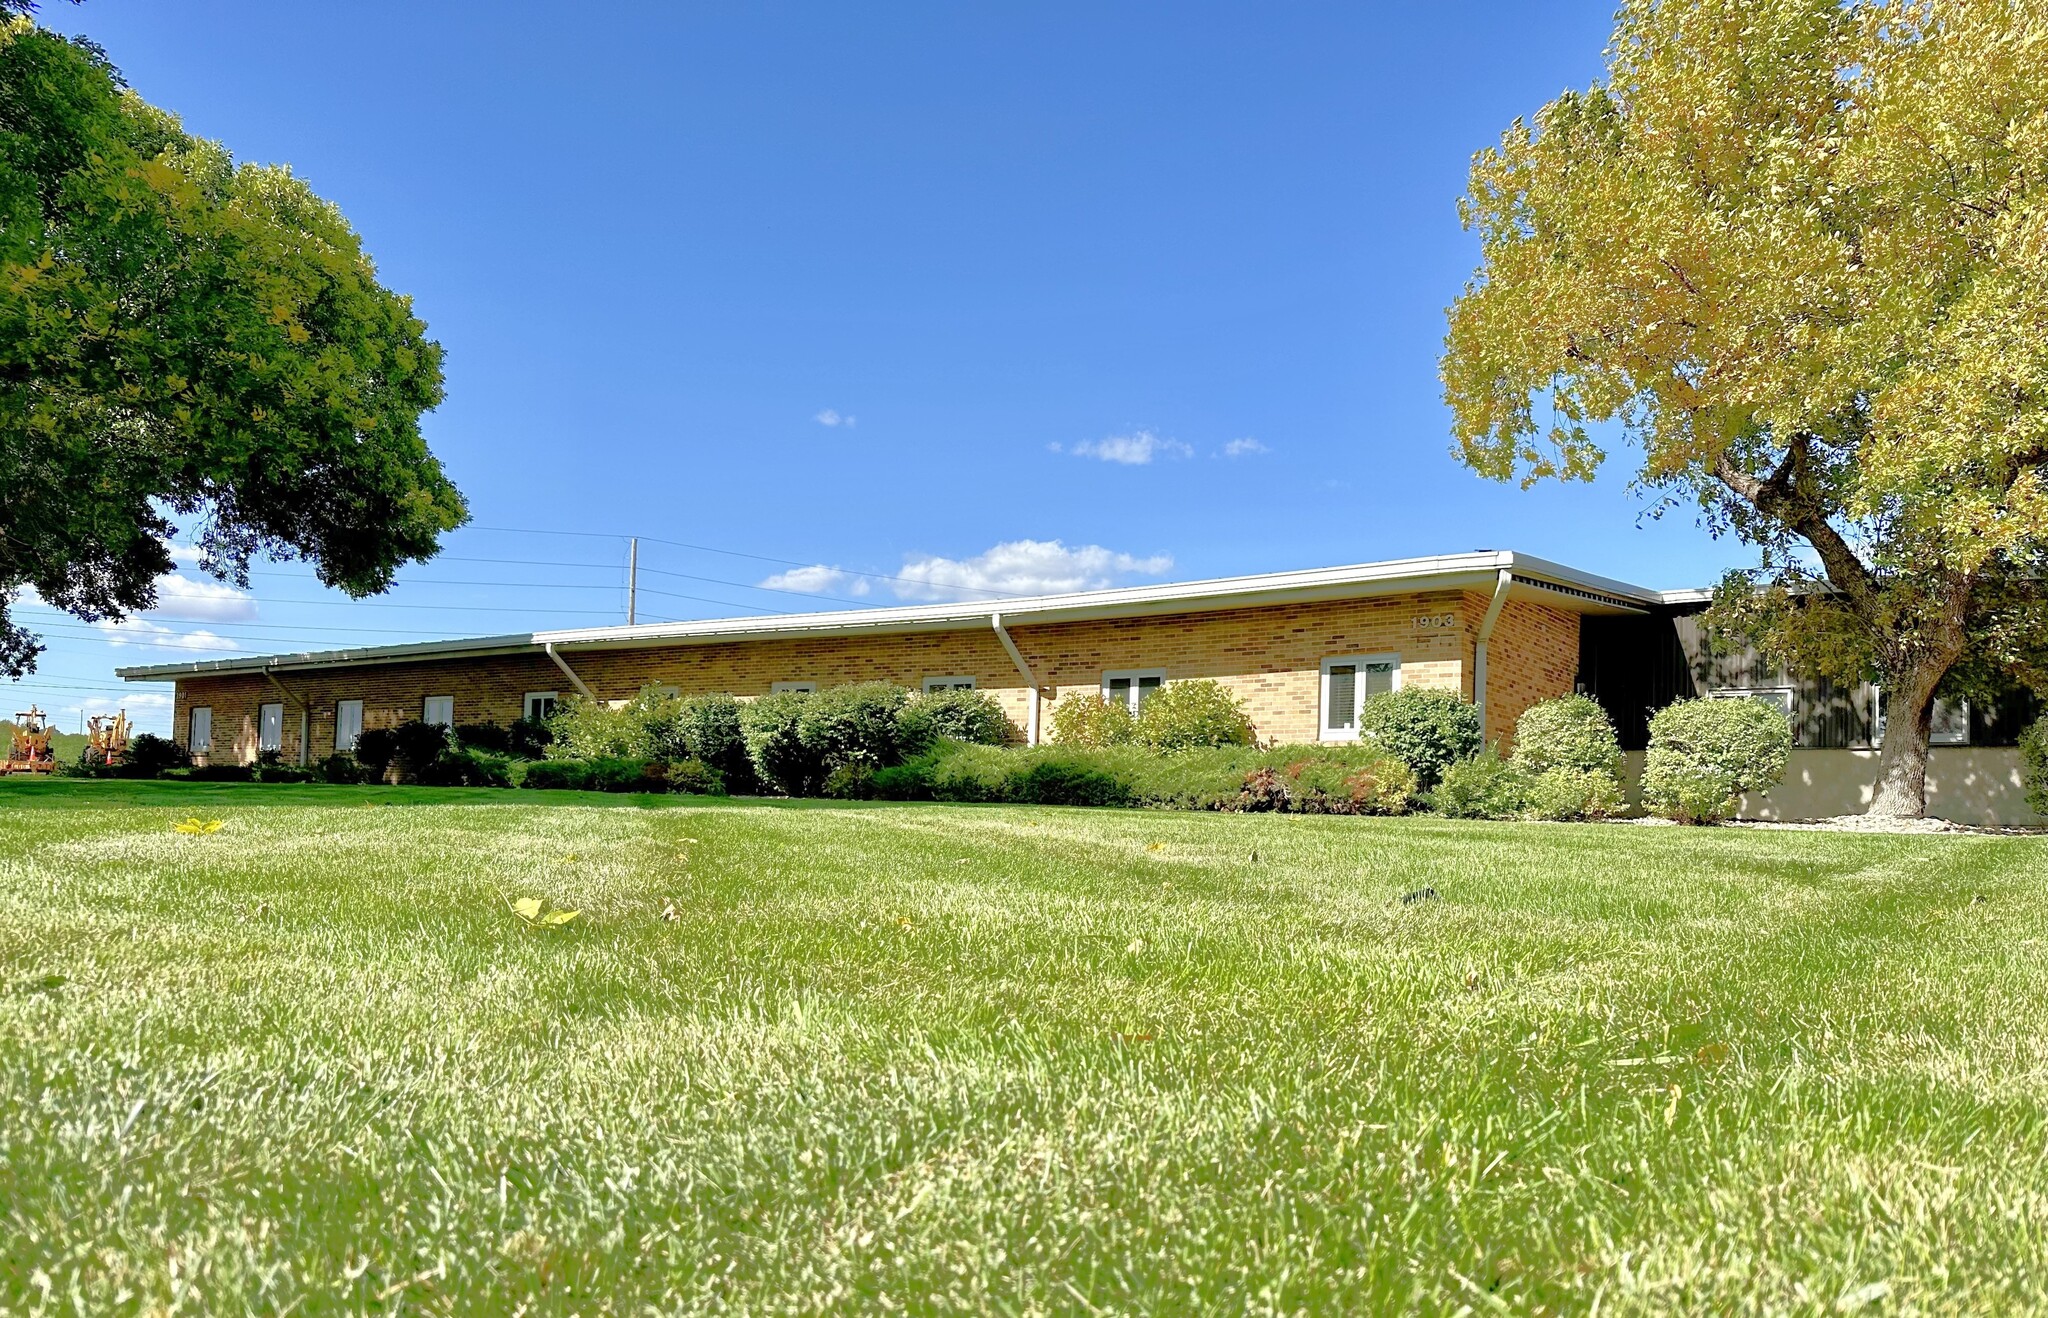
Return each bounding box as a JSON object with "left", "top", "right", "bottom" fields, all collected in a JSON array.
[{"left": 115, "top": 550, "right": 1658, "bottom": 682}]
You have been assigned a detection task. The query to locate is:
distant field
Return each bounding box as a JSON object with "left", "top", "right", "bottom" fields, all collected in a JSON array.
[{"left": 2, "top": 782, "right": 2045, "bottom": 1312}]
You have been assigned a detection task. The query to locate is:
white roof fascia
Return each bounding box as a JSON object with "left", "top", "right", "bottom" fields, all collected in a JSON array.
[{"left": 114, "top": 633, "right": 538, "bottom": 682}]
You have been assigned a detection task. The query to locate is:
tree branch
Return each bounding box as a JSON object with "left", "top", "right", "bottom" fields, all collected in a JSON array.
[{"left": 1712, "top": 435, "right": 1875, "bottom": 606}]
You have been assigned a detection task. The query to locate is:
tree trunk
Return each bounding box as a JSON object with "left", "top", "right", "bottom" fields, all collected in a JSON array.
[{"left": 1868, "top": 665, "right": 1943, "bottom": 819}]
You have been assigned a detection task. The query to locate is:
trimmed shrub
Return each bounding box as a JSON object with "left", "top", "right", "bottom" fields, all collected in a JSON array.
[
  {"left": 897, "top": 687, "right": 1014, "bottom": 753},
  {"left": 1134, "top": 679, "right": 1256, "bottom": 752},
  {"left": 521, "top": 759, "right": 592, "bottom": 791},
  {"left": 1511, "top": 696, "right": 1624, "bottom": 820},
  {"left": 314, "top": 754, "right": 369, "bottom": 785},
  {"left": 1235, "top": 766, "right": 1291, "bottom": 812},
  {"left": 1356, "top": 687, "right": 1483, "bottom": 790},
  {"left": 1048, "top": 693, "right": 1137, "bottom": 747},
  {"left": 1432, "top": 749, "right": 1530, "bottom": 820},
  {"left": 666, "top": 758, "right": 726, "bottom": 796},
  {"left": 388, "top": 720, "right": 452, "bottom": 781},
  {"left": 823, "top": 762, "right": 880, "bottom": 800},
  {"left": 507, "top": 716, "right": 553, "bottom": 760},
  {"left": 185, "top": 763, "right": 254, "bottom": 783},
  {"left": 2023, "top": 715, "right": 2048, "bottom": 817},
  {"left": 417, "top": 746, "right": 515, "bottom": 788},
  {"left": 122, "top": 733, "right": 191, "bottom": 777},
  {"left": 1512, "top": 695, "right": 1621, "bottom": 776},
  {"left": 797, "top": 682, "right": 911, "bottom": 775},
  {"left": 453, "top": 721, "right": 513, "bottom": 754},
  {"left": 740, "top": 690, "right": 822, "bottom": 796},
  {"left": 587, "top": 756, "right": 668, "bottom": 793},
  {"left": 353, "top": 726, "right": 399, "bottom": 778},
  {"left": 1522, "top": 765, "right": 1624, "bottom": 821},
  {"left": 1014, "top": 758, "right": 1136, "bottom": 807},
  {"left": 547, "top": 687, "right": 690, "bottom": 762},
  {"left": 1278, "top": 753, "right": 1416, "bottom": 815},
  {"left": 1642, "top": 696, "right": 1792, "bottom": 824},
  {"left": 253, "top": 764, "right": 315, "bottom": 784},
  {"left": 678, "top": 695, "right": 753, "bottom": 794}
]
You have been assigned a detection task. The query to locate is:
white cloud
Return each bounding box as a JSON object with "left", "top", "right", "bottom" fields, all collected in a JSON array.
[
  {"left": 1064, "top": 430, "right": 1192, "bottom": 465},
  {"left": 758, "top": 565, "right": 870, "bottom": 598},
  {"left": 892, "top": 539, "right": 1173, "bottom": 602},
  {"left": 93, "top": 617, "right": 240, "bottom": 652},
  {"left": 814, "top": 408, "right": 857, "bottom": 428},
  {"left": 1222, "top": 437, "right": 1268, "bottom": 458},
  {"left": 150, "top": 573, "right": 257, "bottom": 622}
]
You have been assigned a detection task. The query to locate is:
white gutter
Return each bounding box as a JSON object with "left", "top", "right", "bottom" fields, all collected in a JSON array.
[
  {"left": 1472, "top": 568, "right": 1514, "bottom": 741},
  {"left": 544, "top": 642, "right": 596, "bottom": 701},
  {"left": 990, "top": 612, "right": 1043, "bottom": 746}
]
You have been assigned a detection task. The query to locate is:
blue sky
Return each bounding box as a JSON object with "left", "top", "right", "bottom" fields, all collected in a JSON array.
[{"left": 20, "top": 1, "right": 1743, "bottom": 735}]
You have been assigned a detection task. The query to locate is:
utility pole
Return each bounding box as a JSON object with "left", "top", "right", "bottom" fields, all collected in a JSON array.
[{"left": 626, "top": 536, "right": 638, "bottom": 626}]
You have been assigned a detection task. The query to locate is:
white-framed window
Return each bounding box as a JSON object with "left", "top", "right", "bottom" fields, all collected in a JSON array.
[
  {"left": 771, "top": 681, "right": 818, "bottom": 695},
  {"left": 1102, "top": 669, "right": 1166, "bottom": 714},
  {"left": 188, "top": 706, "right": 212, "bottom": 753},
  {"left": 923, "top": 675, "right": 976, "bottom": 693},
  {"left": 1872, "top": 688, "right": 1970, "bottom": 747},
  {"left": 1319, "top": 654, "right": 1400, "bottom": 740},
  {"left": 1711, "top": 687, "right": 1795, "bottom": 721},
  {"left": 334, "top": 699, "right": 364, "bottom": 753},
  {"left": 523, "top": 691, "right": 559, "bottom": 723},
  {"left": 422, "top": 695, "right": 454, "bottom": 727},
  {"left": 258, "top": 702, "right": 284, "bottom": 753}
]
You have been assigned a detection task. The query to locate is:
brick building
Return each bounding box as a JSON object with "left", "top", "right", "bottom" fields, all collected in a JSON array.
[{"left": 111, "top": 548, "right": 2045, "bottom": 824}]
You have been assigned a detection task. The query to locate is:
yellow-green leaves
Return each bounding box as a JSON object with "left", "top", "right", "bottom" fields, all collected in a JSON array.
[
  {"left": 511, "top": 896, "right": 580, "bottom": 928},
  {"left": 173, "top": 818, "right": 224, "bottom": 835}
]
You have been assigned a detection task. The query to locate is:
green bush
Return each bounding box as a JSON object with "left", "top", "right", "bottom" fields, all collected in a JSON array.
[
  {"left": 388, "top": 720, "right": 453, "bottom": 781},
  {"left": 1522, "top": 765, "right": 1624, "bottom": 821},
  {"left": 547, "top": 687, "right": 690, "bottom": 762},
  {"left": 666, "top": 758, "right": 726, "bottom": 796},
  {"left": 1356, "top": 687, "right": 1484, "bottom": 790},
  {"left": 797, "top": 682, "right": 911, "bottom": 775},
  {"left": 185, "top": 763, "right": 254, "bottom": 783},
  {"left": 1510, "top": 696, "right": 1624, "bottom": 820},
  {"left": 1512, "top": 695, "right": 1622, "bottom": 776},
  {"left": 1134, "top": 679, "right": 1256, "bottom": 752},
  {"left": 1642, "top": 696, "right": 1793, "bottom": 824},
  {"left": 586, "top": 756, "right": 668, "bottom": 793},
  {"left": 121, "top": 733, "right": 191, "bottom": 777},
  {"left": 1048, "top": 693, "right": 1137, "bottom": 747},
  {"left": 507, "top": 716, "right": 553, "bottom": 760},
  {"left": 453, "top": 722, "right": 512, "bottom": 754},
  {"left": 2023, "top": 715, "right": 2048, "bottom": 817},
  {"left": 521, "top": 759, "right": 592, "bottom": 791},
  {"left": 417, "top": 745, "right": 514, "bottom": 788},
  {"left": 353, "top": 727, "right": 398, "bottom": 778},
  {"left": 678, "top": 694, "right": 753, "bottom": 794},
  {"left": 314, "top": 754, "right": 369, "bottom": 785},
  {"left": 1273, "top": 750, "right": 1416, "bottom": 815},
  {"left": 897, "top": 687, "right": 1013, "bottom": 753},
  {"left": 740, "top": 690, "right": 822, "bottom": 796},
  {"left": 253, "top": 763, "right": 315, "bottom": 784},
  {"left": 1432, "top": 749, "right": 1529, "bottom": 820},
  {"left": 823, "top": 762, "right": 880, "bottom": 800}
]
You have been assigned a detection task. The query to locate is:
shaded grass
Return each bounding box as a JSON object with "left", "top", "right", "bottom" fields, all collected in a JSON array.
[{"left": 0, "top": 783, "right": 2045, "bottom": 1312}]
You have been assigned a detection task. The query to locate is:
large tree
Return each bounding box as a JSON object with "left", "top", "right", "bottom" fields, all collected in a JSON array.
[
  {"left": 0, "top": 12, "right": 465, "bottom": 677},
  {"left": 1441, "top": 0, "right": 2048, "bottom": 817}
]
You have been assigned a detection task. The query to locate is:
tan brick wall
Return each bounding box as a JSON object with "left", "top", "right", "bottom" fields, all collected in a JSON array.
[{"left": 164, "top": 588, "right": 1586, "bottom": 761}]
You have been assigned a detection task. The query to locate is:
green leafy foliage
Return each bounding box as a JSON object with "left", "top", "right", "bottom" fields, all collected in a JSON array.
[
  {"left": 351, "top": 727, "right": 398, "bottom": 776},
  {"left": 2019, "top": 715, "right": 2048, "bottom": 817},
  {"left": 388, "top": 720, "right": 453, "bottom": 782},
  {"left": 314, "top": 754, "right": 369, "bottom": 785},
  {"left": 1356, "top": 688, "right": 1483, "bottom": 790},
  {"left": 414, "top": 746, "right": 514, "bottom": 788},
  {"left": 1642, "top": 697, "right": 1794, "bottom": 824},
  {"left": 665, "top": 759, "right": 726, "bottom": 797},
  {"left": 0, "top": 19, "right": 466, "bottom": 678},
  {"left": 1511, "top": 696, "right": 1622, "bottom": 776},
  {"left": 677, "top": 695, "right": 752, "bottom": 795},
  {"left": 1431, "top": 749, "right": 1531, "bottom": 820},
  {"left": 796, "top": 682, "right": 911, "bottom": 775},
  {"left": 739, "top": 690, "right": 820, "bottom": 797},
  {"left": 118, "top": 733, "right": 190, "bottom": 777},
  {"left": 1133, "top": 679, "right": 1256, "bottom": 752},
  {"left": 896, "top": 687, "right": 1014, "bottom": 754},
  {"left": 519, "top": 759, "right": 592, "bottom": 792},
  {"left": 1047, "top": 693, "right": 1137, "bottom": 747}
]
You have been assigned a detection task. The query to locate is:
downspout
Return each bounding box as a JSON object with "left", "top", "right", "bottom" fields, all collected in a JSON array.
[
  {"left": 261, "top": 666, "right": 310, "bottom": 766},
  {"left": 544, "top": 642, "right": 597, "bottom": 701},
  {"left": 1473, "top": 568, "right": 1514, "bottom": 743},
  {"left": 990, "top": 613, "right": 1043, "bottom": 746}
]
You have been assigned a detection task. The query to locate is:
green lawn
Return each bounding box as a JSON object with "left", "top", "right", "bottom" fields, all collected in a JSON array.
[{"left": 2, "top": 781, "right": 2045, "bottom": 1313}]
